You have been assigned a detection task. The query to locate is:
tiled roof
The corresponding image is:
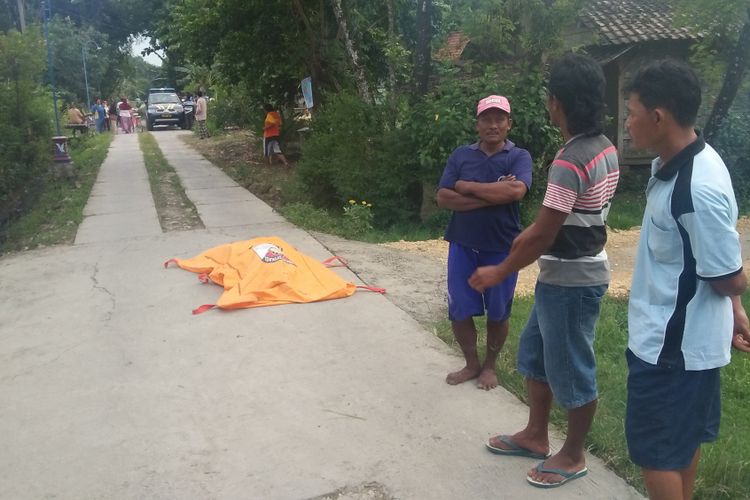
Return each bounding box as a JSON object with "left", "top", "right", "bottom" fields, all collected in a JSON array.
[
  {"left": 435, "top": 32, "right": 471, "bottom": 61},
  {"left": 581, "top": 0, "right": 698, "bottom": 46}
]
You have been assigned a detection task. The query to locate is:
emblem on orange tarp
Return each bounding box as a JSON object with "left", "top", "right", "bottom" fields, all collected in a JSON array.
[{"left": 252, "top": 243, "right": 295, "bottom": 265}]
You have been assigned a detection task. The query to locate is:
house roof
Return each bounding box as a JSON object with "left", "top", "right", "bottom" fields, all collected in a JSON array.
[
  {"left": 434, "top": 32, "right": 471, "bottom": 61},
  {"left": 581, "top": 0, "right": 697, "bottom": 46}
]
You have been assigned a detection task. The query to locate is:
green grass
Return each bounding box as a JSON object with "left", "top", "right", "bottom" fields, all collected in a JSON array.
[
  {"left": 138, "top": 133, "right": 203, "bottom": 231},
  {"left": 280, "top": 201, "right": 445, "bottom": 242},
  {"left": 433, "top": 292, "right": 750, "bottom": 499},
  {"left": 608, "top": 189, "right": 646, "bottom": 230},
  {"left": 0, "top": 133, "right": 112, "bottom": 254}
]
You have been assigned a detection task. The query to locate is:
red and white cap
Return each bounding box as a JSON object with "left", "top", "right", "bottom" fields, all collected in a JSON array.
[{"left": 476, "top": 95, "right": 511, "bottom": 116}]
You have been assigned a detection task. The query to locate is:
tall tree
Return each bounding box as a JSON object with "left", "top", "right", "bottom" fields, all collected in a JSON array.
[
  {"left": 413, "top": 0, "right": 432, "bottom": 96},
  {"left": 330, "top": 0, "right": 371, "bottom": 102},
  {"left": 677, "top": 0, "right": 750, "bottom": 141},
  {"left": 702, "top": 4, "right": 750, "bottom": 141}
]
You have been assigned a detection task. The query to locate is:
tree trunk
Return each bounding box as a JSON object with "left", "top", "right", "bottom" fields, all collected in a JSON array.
[
  {"left": 330, "top": 0, "right": 372, "bottom": 102},
  {"left": 16, "top": 0, "right": 26, "bottom": 32},
  {"left": 703, "top": 6, "right": 750, "bottom": 143},
  {"left": 413, "top": 0, "right": 432, "bottom": 97},
  {"left": 291, "top": 0, "right": 323, "bottom": 109},
  {"left": 386, "top": 0, "right": 397, "bottom": 96}
]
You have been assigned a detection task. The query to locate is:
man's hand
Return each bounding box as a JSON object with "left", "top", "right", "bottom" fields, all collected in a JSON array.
[
  {"left": 469, "top": 265, "right": 504, "bottom": 293},
  {"left": 732, "top": 302, "right": 750, "bottom": 352}
]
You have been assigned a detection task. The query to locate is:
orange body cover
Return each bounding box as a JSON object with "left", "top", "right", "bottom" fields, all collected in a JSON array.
[{"left": 172, "top": 236, "right": 356, "bottom": 310}]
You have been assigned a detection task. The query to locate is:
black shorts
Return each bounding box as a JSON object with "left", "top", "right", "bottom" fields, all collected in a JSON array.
[{"left": 625, "top": 349, "right": 720, "bottom": 470}]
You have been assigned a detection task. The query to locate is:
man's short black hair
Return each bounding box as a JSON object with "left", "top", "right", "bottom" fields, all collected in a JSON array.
[
  {"left": 624, "top": 59, "right": 701, "bottom": 128},
  {"left": 548, "top": 53, "right": 606, "bottom": 136},
  {"left": 264, "top": 103, "right": 273, "bottom": 112},
  {"left": 196, "top": 90, "right": 203, "bottom": 97}
]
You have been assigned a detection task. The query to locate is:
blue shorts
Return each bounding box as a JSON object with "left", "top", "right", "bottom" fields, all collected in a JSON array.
[
  {"left": 447, "top": 242, "right": 517, "bottom": 323},
  {"left": 625, "top": 349, "right": 720, "bottom": 470},
  {"left": 517, "top": 281, "right": 607, "bottom": 409}
]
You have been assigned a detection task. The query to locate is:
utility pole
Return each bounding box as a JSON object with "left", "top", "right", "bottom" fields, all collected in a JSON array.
[
  {"left": 82, "top": 45, "right": 90, "bottom": 110},
  {"left": 42, "top": 0, "right": 72, "bottom": 169},
  {"left": 42, "top": 0, "right": 60, "bottom": 135}
]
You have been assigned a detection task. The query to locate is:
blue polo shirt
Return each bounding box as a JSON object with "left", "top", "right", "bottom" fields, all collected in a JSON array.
[
  {"left": 438, "top": 140, "right": 533, "bottom": 252},
  {"left": 628, "top": 135, "right": 743, "bottom": 370}
]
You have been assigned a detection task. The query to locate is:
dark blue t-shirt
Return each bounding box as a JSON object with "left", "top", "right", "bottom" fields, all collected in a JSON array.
[{"left": 438, "top": 140, "right": 533, "bottom": 252}]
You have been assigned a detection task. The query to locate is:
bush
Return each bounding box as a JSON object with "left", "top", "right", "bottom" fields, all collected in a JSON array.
[
  {"left": 0, "top": 29, "right": 52, "bottom": 223},
  {"left": 295, "top": 92, "right": 422, "bottom": 227},
  {"left": 404, "top": 64, "right": 562, "bottom": 184},
  {"left": 208, "top": 83, "right": 258, "bottom": 130},
  {"left": 713, "top": 110, "right": 750, "bottom": 213}
]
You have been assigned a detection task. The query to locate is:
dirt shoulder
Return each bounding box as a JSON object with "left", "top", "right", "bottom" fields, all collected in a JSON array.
[{"left": 315, "top": 219, "right": 750, "bottom": 325}]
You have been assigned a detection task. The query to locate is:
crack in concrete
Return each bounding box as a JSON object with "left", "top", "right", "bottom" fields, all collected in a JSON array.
[{"left": 91, "top": 262, "right": 116, "bottom": 322}]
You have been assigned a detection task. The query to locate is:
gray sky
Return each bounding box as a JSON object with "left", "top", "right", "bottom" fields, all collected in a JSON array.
[{"left": 131, "top": 36, "right": 163, "bottom": 67}]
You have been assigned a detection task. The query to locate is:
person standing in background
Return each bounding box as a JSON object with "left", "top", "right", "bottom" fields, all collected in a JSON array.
[
  {"left": 90, "top": 98, "right": 106, "bottom": 133},
  {"left": 195, "top": 91, "right": 209, "bottom": 139},
  {"left": 263, "top": 104, "right": 288, "bottom": 166}
]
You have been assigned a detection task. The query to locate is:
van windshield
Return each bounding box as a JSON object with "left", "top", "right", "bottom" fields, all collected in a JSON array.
[{"left": 149, "top": 93, "right": 181, "bottom": 105}]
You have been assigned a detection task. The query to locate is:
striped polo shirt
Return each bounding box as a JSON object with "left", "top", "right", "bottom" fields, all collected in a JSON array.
[
  {"left": 538, "top": 134, "right": 620, "bottom": 286},
  {"left": 628, "top": 136, "right": 742, "bottom": 370}
]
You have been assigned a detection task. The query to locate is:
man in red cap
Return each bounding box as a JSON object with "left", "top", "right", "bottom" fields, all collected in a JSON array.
[{"left": 436, "top": 94, "right": 533, "bottom": 390}]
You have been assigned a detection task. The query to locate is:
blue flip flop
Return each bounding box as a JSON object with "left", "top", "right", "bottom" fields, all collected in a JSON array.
[
  {"left": 526, "top": 461, "right": 588, "bottom": 488},
  {"left": 485, "top": 435, "right": 551, "bottom": 459}
]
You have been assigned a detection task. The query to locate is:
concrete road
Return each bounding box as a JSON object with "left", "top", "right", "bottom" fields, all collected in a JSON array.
[{"left": 0, "top": 131, "right": 643, "bottom": 500}]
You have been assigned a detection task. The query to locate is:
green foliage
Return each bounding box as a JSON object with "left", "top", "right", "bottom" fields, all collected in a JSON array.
[
  {"left": 713, "top": 109, "right": 750, "bottom": 212},
  {"left": 279, "top": 202, "right": 335, "bottom": 233},
  {"left": 404, "top": 63, "right": 561, "bottom": 226},
  {"left": 0, "top": 133, "right": 112, "bottom": 253},
  {"left": 295, "top": 91, "right": 422, "bottom": 226},
  {"left": 207, "top": 83, "right": 258, "bottom": 130},
  {"left": 0, "top": 29, "right": 52, "bottom": 222},
  {"left": 342, "top": 199, "right": 375, "bottom": 236},
  {"left": 47, "top": 17, "right": 117, "bottom": 106}
]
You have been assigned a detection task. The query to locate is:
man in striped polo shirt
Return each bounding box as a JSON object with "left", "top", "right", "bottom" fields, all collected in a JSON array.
[
  {"left": 624, "top": 59, "right": 749, "bottom": 500},
  {"left": 469, "top": 53, "right": 619, "bottom": 488}
]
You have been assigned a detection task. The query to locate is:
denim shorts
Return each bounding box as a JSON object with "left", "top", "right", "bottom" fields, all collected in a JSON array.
[
  {"left": 447, "top": 242, "right": 517, "bottom": 322},
  {"left": 517, "top": 281, "right": 607, "bottom": 409},
  {"left": 625, "top": 349, "right": 720, "bottom": 470}
]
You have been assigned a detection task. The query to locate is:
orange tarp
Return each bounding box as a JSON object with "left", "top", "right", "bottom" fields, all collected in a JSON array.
[{"left": 166, "top": 236, "right": 360, "bottom": 312}]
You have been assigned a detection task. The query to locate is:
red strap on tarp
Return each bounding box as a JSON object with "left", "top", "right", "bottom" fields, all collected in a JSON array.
[
  {"left": 357, "top": 285, "right": 386, "bottom": 294},
  {"left": 192, "top": 304, "right": 216, "bottom": 315},
  {"left": 198, "top": 273, "right": 209, "bottom": 284},
  {"left": 164, "top": 258, "right": 178, "bottom": 268},
  {"left": 322, "top": 255, "right": 349, "bottom": 268}
]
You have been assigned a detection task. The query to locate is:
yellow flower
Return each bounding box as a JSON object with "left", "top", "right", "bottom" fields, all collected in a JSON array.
[
  {"left": 366, "top": 203, "right": 372, "bottom": 208},
  {"left": 361, "top": 200, "right": 367, "bottom": 205},
  {"left": 435, "top": 113, "right": 439, "bottom": 121},
  {"left": 348, "top": 199, "right": 356, "bottom": 205}
]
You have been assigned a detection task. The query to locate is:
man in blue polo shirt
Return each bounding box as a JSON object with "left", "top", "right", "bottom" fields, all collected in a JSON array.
[
  {"left": 624, "top": 59, "right": 750, "bottom": 499},
  {"left": 436, "top": 95, "right": 533, "bottom": 390}
]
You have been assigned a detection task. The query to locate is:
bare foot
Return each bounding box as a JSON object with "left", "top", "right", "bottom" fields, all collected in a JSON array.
[
  {"left": 476, "top": 368, "right": 498, "bottom": 390},
  {"left": 446, "top": 366, "right": 481, "bottom": 385},
  {"left": 527, "top": 452, "right": 586, "bottom": 486}
]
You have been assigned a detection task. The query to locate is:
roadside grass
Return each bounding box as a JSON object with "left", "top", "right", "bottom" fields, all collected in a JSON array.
[
  {"left": 608, "top": 189, "right": 646, "bottom": 230},
  {"left": 0, "top": 133, "right": 112, "bottom": 254},
  {"left": 434, "top": 292, "right": 750, "bottom": 499},
  {"left": 138, "top": 133, "right": 203, "bottom": 231}
]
